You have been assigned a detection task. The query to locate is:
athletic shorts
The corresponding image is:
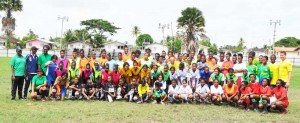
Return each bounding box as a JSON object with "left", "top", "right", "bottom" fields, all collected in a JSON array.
[{"left": 282, "top": 100, "right": 289, "bottom": 108}]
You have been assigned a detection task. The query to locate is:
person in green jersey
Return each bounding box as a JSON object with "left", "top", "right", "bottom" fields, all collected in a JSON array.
[
  {"left": 31, "top": 69, "right": 47, "bottom": 101},
  {"left": 248, "top": 51, "right": 259, "bottom": 66},
  {"left": 226, "top": 68, "right": 238, "bottom": 84},
  {"left": 152, "top": 82, "right": 167, "bottom": 104},
  {"left": 258, "top": 56, "right": 271, "bottom": 85},
  {"left": 38, "top": 45, "right": 52, "bottom": 74},
  {"left": 68, "top": 62, "right": 79, "bottom": 83},
  {"left": 241, "top": 69, "right": 250, "bottom": 84},
  {"left": 246, "top": 57, "right": 259, "bottom": 82},
  {"left": 210, "top": 68, "right": 225, "bottom": 86},
  {"left": 151, "top": 64, "right": 161, "bottom": 83}
]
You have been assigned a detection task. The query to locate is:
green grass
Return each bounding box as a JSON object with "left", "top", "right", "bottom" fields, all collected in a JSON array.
[{"left": 1, "top": 57, "right": 300, "bottom": 123}]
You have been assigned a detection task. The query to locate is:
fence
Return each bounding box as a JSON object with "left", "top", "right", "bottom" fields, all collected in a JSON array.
[{"left": 1, "top": 49, "right": 300, "bottom": 66}]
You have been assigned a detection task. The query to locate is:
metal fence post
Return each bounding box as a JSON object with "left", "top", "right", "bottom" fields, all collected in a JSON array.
[{"left": 7, "top": 48, "right": 8, "bottom": 57}]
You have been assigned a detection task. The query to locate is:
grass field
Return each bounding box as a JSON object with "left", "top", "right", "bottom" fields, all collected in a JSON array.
[{"left": 0, "top": 57, "right": 300, "bottom": 123}]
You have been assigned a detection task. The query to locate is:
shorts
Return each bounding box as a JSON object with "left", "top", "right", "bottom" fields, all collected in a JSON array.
[
  {"left": 34, "top": 89, "right": 40, "bottom": 95},
  {"left": 60, "top": 87, "right": 67, "bottom": 97},
  {"left": 282, "top": 100, "right": 289, "bottom": 108}
]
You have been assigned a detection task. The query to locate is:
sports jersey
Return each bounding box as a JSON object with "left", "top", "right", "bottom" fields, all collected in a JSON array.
[
  {"left": 268, "top": 63, "right": 279, "bottom": 85},
  {"left": 249, "top": 82, "right": 261, "bottom": 94},
  {"left": 278, "top": 59, "right": 292, "bottom": 82}
]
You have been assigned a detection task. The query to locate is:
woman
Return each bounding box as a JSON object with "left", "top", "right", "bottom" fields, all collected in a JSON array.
[
  {"left": 189, "top": 63, "right": 200, "bottom": 92},
  {"left": 111, "top": 65, "right": 122, "bottom": 86},
  {"left": 258, "top": 56, "right": 271, "bottom": 85},
  {"left": 80, "top": 63, "right": 93, "bottom": 86},
  {"left": 210, "top": 68, "right": 225, "bottom": 87},
  {"left": 210, "top": 79, "right": 223, "bottom": 105},
  {"left": 140, "top": 64, "right": 151, "bottom": 86},
  {"left": 105, "top": 75, "right": 116, "bottom": 102},
  {"left": 56, "top": 50, "right": 68, "bottom": 70},
  {"left": 82, "top": 79, "right": 95, "bottom": 100},
  {"left": 177, "top": 79, "right": 193, "bottom": 104},
  {"left": 154, "top": 74, "right": 166, "bottom": 91},
  {"left": 157, "top": 56, "right": 165, "bottom": 71},
  {"left": 249, "top": 74, "right": 261, "bottom": 111},
  {"left": 31, "top": 69, "right": 47, "bottom": 101},
  {"left": 270, "top": 79, "right": 289, "bottom": 114},
  {"left": 151, "top": 64, "right": 161, "bottom": 84},
  {"left": 195, "top": 79, "right": 210, "bottom": 103},
  {"left": 130, "top": 61, "right": 141, "bottom": 83},
  {"left": 168, "top": 79, "right": 179, "bottom": 103},
  {"left": 52, "top": 72, "right": 70, "bottom": 102},
  {"left": 258, "top": 78, "right": 272, "bottom": 114},
  {"left": 238, "top": 81, "right": 252, "bottom": 111},
  {"left": 209, "top": 57, "right": 219, "bottom": 72},
  {"left": 68, "top": 62, "right": 79, "bottom": 83},
  {"left": 177, "top": 62, "right": 188, "bottom": 86},
  {"left": 55, "top": 61, "right": 67, "bottom": 77},
  {"left": 45, "top": 55, "right": 58, "bottom": 87},
  {"left": 120, "top": 62, "right": 132, "bottom": 84},
  {"left": 222, "top": 79, "right": 239, "bottom": 105},
  {"left": 102, "top": 64, "right": 111, "bottom": 85}
]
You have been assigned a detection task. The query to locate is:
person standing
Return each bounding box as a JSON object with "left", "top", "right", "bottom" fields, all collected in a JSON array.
[
  {"left": 56, "top": 50, "right": 68, "bottom": 70},
  {"left": 269, "top": 54, "right": 279, "bottom": 88},
  {"left": 38, "top": 45, "right": 52, "bottom": 74},
  {"left": 233, "top": 54, "right": 247, "bottom": 86},
  {"left": 122, "top": 46, "right": 131, "bottom": 62},
  {"left": 116, "top": 52, "right": 124, "bottom": 69},
  {"left": 278, "top": 51, "right": 292, "bottom": 88},
  {"left": 68, "top": 49, "right": 80, "bottom": 69},
  {"left": 10, "top": 47, "right": 26, "bottom": 100},
  {"left": 79, "top": 49, "right": 90, "bottom": 73},
  {"left": 24, "top": 46, "right": 38, "bottom": 99}
]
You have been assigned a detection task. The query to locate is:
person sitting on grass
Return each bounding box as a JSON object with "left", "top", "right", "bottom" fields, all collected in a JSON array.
[
  {"left": 270, "top": 79, "right": 289, "bottom": 114},
  {"left": 152, "top": 82, "right": 167, "bottom": 104},
  {"left": 52, "top": 72, "right": 70, "bottom": 102},
  {"left": 124, "top": 77, "right": 139, "bottom": 102},
  {"left": 258, "top": 78, "right": 272, "bottom": 114},
  {"left": 82, "top": 79, "right": 95, "bottom": 100},
  {"left": 116, "top": 77, "right": 127, "bottom": 100},
  {"left": 137, "top": 79, "right": 151, "bottom": 104},
  {"left": 195, "top": 79, "right": 211, "bottom": 103},
  {"left": 31, "top": 69, "right": 47, "bottom": 102},
  {"left": 222, "top": 79, "right": 239, "bottom": 106},
  {"left": 168, "top": 79, "right": 180, "bottom": 103},
  {"left": 249, "top": 74, "right": 261, "bottom": 112},
  {"left": 104, "top": 75, "right": 116, "bottom": 102},
  {"left": 177, "top": 79, "right": 193, "bottom": 104},
  {"left": 238, "top": 81, "right": 252, "bottom": 111},
  {"left": 210, "top": 79, "right": 223, "bottom": 105},
  {"left": 68, "top": 76, "right": 81, "bottom": 100}
]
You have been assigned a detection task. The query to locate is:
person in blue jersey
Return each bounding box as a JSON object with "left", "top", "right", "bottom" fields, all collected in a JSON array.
[{"left": 24, "top": 46, "right": 38, "bottom": 99}]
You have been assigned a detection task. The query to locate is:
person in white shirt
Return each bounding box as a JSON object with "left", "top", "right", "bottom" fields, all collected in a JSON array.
[
  {"left": 168, "top": 79, "right": 180, "bottom": 103},
  {"left": 126, "top": 52, "right": 136, "bottom": 68},
  {"left": 210, "top": 79, "right": 224, "bottom": 105},
  {"left": 177, "top": 63, "right": 188, "bottom": 85},
  {"left": 217, "top": 52, "right": 225, "bottom": 70},
  {"left": 169, "top": 67, "right": 178, "bottom": 81},
  {"left": 233, "top": 53, "right": 247, "bottom": 86},
  {"left": 195, "top": 79, "right": 210, "bottom": 103},
  {"left": 188, "top": 63, "right": 200, "bottom": 92},
  {"left": 177, "top": 79, "right": 193, "bottom": 104},
  {"left": 153, "top": 74, "right": 166, "bottom": 91}
]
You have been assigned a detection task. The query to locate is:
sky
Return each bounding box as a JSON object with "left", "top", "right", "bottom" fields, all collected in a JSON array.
[{"left": 1, "top": 0, "right": 300, "bottom": 48}]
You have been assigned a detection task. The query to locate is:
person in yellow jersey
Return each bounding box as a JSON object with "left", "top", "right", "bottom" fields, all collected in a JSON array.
[
  {"left": 89, "top": 51, "right": 98, "bottom": 68},
  {"left": 278, "top": 51, "right": 292, "bottom": 88},
  {"left": 168, "top": 57, "right": 179, "bottom": 70},
  {"left": 68, "top": 49, "right": 80, "bottom": 69},
  {"left": 269, "top": 54, "right": 279, "bottom": 88},
  {"left": 122, "top": 46, "right": 131, "bottom": 62},
  {"left": 79, "top": 49, "right": 90, "bottom": 73},
  {"left": 98, "top": 49, "right": 108, "bottom": 67}
]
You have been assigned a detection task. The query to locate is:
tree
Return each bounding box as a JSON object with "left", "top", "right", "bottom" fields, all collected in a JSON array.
[
  {"left": 136, "top": 34, "right": 153, "bottom": 46},
  {"left": 275, "top": 37, "right": 300, "bottom": 47},
  {"left": 177, "top": 7, "right": 205, "bottom": 53},
  {"left": 131, "top": 26, "right": 141, "bottom": 38},
  {"left": 200, "top": 39, "right": 211, "bottom": 47},
  {"left": 166, "top": 36, "right": 182, "bottom": 53},
  {"left": 0, "top": 0, "right": 23, "bottom": 48},
  {"left": 80, "top": 19, "right": 120, "bottom": 48},
  {"left": 208, "top": 43, "right": 218, "bottom": 55},
  {"left": 21, "top": 29, "right": 39, "bottom": 48},
  {"left": 235, "top": 38, "right": 245, "bottom": 52}
]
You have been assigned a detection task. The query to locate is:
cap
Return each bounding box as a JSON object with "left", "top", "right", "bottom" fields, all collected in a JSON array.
[
  {"left": 31, "top": 46, "right": 38, "bottom": 50},
  {"left": 16, "top": 47, "right": 22, "bottom": 52}
]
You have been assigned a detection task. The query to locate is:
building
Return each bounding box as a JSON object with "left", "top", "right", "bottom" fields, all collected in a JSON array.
[
  {"left": 103, "top": 41, "right": 131, "bottom": 53},
  {"left": 246, "top": 47, "right": 268, "bottom": 56},
  {"left": 67, "top": 42, "right": 93, "bottom": 50},
  {"left": 26, "top": 39, "right": 55, "bottom": 49},
  {"left": 144, "top": 43, "right": 168, "bottom": 54},
  {"left": 274, "top": 47, "right": 300, "bottom": 58}
]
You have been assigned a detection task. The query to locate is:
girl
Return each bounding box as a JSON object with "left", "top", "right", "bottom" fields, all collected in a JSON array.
[
  {"left": 105, "top": 75, "right": 116, "bottom": 102},
  {"left": 80, "top": 63, "right": 93, "bottom": 86},
  {"left": 189, "top": 63, "right": 200, "bottom": 92},
  {"left": 258, "top": 56, "right": 271, "bottom": 85},
  {"left": 157, "top": 56, "right": 165, "bottom": 71},
  {"left": 68, "top": 76, "right": 81, "bottom": 100},
  {"left": 177, "top": 79, "right": 193, "bottom": 104},
  {"left": 209, "top": 57, "right": 219, "bottom": 72},
  {"left": 225, "top": 68, "right": 237, "bottom": 85},
  {"left": 137, "top": 79, "right": 151, "bottom": 104},
  {"left": 210, "top": 79, "right": 223, "bottom": 105},
  {"left": 45, "top": 55, "right": 58, "bottom": 87},
  {"left": 259, "top": 78, "right": 272, "bottom": 114},
  {"left": 154, "top": 74, "right": 166, "bottom": 91},
  {"left": 102, "top": 64, "right": 111, "bottom": 85},
  {"left": 120, "top": 62, "right": 132, "bottom": 84},
  {"left": 68, "top": 62, "right": 79, "bottom": 84},
  {"left": 82, "top": 79, "right": 95, "bottom": 100},
  {"left": 56, "top": 50, "right": 68, "bottom": 70},
  {"left": 195, "top": 79, "right": 210, "bottom": 103},
  {"left": 270, "top": 79, "right": 289, "bottom": 114},
  {"left": 152, "top": 82, "right": 167, "bottom": 104},
  {"left": 140, "top": 64, "right": 151, "bottom": 86},
  {"left": 31, "top": 69, "right": 47, "bottom": 102},
  {"left": 168, "top": 79, "right": 180, "bottom": 103},
  {"left": 55, "top": 61, "right": 67, "bottom": 77},
  {"left": 177, "top": 62, "right": 188, "bottom": 86},
  {"left": 111, "top": 65, "right": 121, "bottom": 86},
  {"left": 125, "top": 77, "right": 139, "bottom": 102},
  {"left": 210, "top": 68, "right": 225, "bottom": 87},
  {"left": 169, "top": 66, "right": 177, "bottom": 82},
  {"left": 197, "top": 55, "right": 208, "bottom": 72},
  {"left": 238, "top": 81, "right": 252, "bottom": 111},
  {"left": 130, "top": 61, "right": 141, "bottom": 83},
  {"left": 91, "top": 62, "right": 102, "bottom": 84},
  {"left": 151, "top": 64, "right": 161, "bottom": 83},
  {"left": 221, "top": 52, "right": 233, "bottom": 76},
  {"left": 52, "top": 72, "right": 70, "bottom": 102},
  {"left": 116, "top": 77, "right": 127, "bottom": 100},
  {"left": 249, "top": 74, "right": 261, "bottom": 111},
  {"left": 222, "top": 79, "right": 239, "bottom": 105}
]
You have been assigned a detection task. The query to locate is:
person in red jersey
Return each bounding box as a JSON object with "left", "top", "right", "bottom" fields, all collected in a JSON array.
[
  {"left": 258, "top": 78, "right": 272, "bottom": 114},
  {"left": 249, "top": 74, "right": 261, "bottom": 111},
  {"left": 270, "top": 79, "right": 289, "bottom": 114},
  {"left": 238, "top": 81, "right": 252, "bottom": 111}
]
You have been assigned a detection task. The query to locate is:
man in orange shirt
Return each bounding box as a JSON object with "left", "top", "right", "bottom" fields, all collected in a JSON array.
[
  {"left": 79, "top": 49, "right": 90, "bottom": 73},
  {"left": 122, "top": 46, "right": 131, "bottom": 62},
  {"left": 98, "top": 49, "right": 107, "bottom": 67}
]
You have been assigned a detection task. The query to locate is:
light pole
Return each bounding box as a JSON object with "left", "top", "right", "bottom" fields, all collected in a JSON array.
[
  {"left": 159, "top": 23, "right": 169, "bottom": 51},
  {"left": 270, "top": 20, "right": 281, "bottom": 54},
  {"left": 170, "top": 22, "right": 175, "bottom": 51},
  {"left": 58, "top": 16, "right": 68, "bottom": 50}
]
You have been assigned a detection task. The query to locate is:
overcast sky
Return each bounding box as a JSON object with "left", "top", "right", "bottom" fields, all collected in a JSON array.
[{"left": 1, "top": 0, "right": 299, "bottom": 48}]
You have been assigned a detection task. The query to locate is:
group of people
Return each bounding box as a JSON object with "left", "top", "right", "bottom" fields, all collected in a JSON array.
[{"left": 10, "top": 44, "right": 292, "bottom": 114}]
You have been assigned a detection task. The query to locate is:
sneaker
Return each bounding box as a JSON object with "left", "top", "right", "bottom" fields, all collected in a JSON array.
[
  {"left": 152, "top": 100, "right": 157, "bottom": 104},
  {"left": 116, "top": 95, "right": 122, "bottom": 100},
  {"left": 137, "top": 101, "right": 142, "bottom": 104},
  {"left": 160, "top": 102, "right": 165, "bottom": 105},
  {"left": 262, "top": 111, "right": 268, "bottom": 114},
  {"left": 11, "top": 97, "right": 16, "bottom": 100},
  {"left": 19, "top": 97, "right": 25, "bottom": 100},
  {"left": 246, "top": 108, "right": 250, "bottom": 112},
  {"left": 254, "top": 108, "right": 258, "bottom": 112}
]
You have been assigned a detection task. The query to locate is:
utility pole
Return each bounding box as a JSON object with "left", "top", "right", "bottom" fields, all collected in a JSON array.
[
  {"left": 270, "top": 20, "right": 281, "bottom": 54},
  {"left": 170, "top": 22, "right": 174, "bottom": 51},
  {"left": 159, "top": 23, "right": 169, "bottom": 51},
  {"left": 58, "top": 16, "right": 68, "bottom": 50}
]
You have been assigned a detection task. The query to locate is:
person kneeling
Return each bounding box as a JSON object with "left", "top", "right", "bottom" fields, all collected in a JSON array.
[
  {"left": 104, "top": 75, "right": 116, "bottom": 102},
  {"left": 177, "top": 79, "right": 193, "bottom": 104},
  {"left": 238, "top": 81, "right": 252, "bottom": 111},
  {"left": 270, "top": 79, "right": 289, "bottom": 114},
  {"left": 258, "top": 78, "right": 271, "bottom": 114},
  {"left": 168, "top": 79, "right": 180, "bottom": 103},
  {"left": 52, "top": 72, "right": 70, "bottom": 102},
  {"left": 31, "top": 69, "right": 48, "bottom": 102},
  {"left": 195, "top": 79, "right": 210, "bottom": 104},
  {"left": 210, "top": 79, "right": 224, "bottom": 105},
  {"left": 68, "top": 76, "right": 82, "bottom": 100},
  {"left": 124, "top": 77, "right": 139, "bottom": 102},
  {"left": 137, "top": 79, "right": 151, "bottom": 104},
  {"left": 222, "top": 79, "right": 239, "bottom": 106},
  {"left": 82, "top": 80, "right": 96, "bottom": 100}
]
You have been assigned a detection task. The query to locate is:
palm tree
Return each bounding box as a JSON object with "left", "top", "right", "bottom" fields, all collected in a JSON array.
[
  {"left": 64, "top": 29, "right": 76, "bottom": 47},
  {"left": 131, "top": 26, "right": 141, "bottom": 45},
  {"left": 0, "top": 0, "right": 23, "bottom": 48},
  {"left": 177, "top": 7, "right": 205, "bottom": 53}
]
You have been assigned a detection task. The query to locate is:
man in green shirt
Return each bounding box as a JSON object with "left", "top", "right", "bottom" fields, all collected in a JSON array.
[
  {"left": 38, "top": 45, "right": 52, "bottom": 74},
  {"left": 10, "top": 47, "right": 26, "bottom": 100}
]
